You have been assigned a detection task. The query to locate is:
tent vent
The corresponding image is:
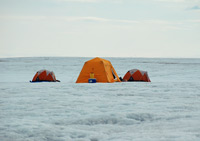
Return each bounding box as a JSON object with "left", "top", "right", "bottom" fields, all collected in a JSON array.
[{"left": 129, "top": 76, "right": 134, "bottom": 81}]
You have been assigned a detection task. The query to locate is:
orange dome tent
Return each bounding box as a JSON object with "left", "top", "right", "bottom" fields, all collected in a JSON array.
[
  {"left": 123, "top": 69, "right": 151, "bottom": 82},
  {"left": 31, "top": 69, "right": 60, "bottom": 82},
  {"left": 76, "top": 57, "right": 121, "bottom": 83}
]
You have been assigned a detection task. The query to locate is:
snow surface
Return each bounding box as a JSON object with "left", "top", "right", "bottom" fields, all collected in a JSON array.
[{"left": 0, "top": 57, "right": 200, "bottom": 141}]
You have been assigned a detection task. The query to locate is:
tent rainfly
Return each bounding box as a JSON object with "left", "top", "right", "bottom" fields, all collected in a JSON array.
[
  {"left": 31, "top": 69, "right": 60, "bottom": 82},
  {"left": 123, "top": 69, "right": 151, "bottom": 82},
  {"left": 76, "top": 57, "right": 121, "bottom": 83}
]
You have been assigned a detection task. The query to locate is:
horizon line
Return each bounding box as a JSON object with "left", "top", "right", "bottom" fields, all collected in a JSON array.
[{"left": 0, "top": 55, "right": 200, "bottom": 59}]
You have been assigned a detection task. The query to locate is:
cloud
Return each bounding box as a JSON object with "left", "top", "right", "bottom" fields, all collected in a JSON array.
[
  {"left": 0, "top": 15, "right": 46, "bottom": 21},
  {"left": 154, "top": 0, "right": 199, "bottom": 2},
  {"left": 185, "top": 5, "right": 200, "bottom": 11},
  {"left": 187, "top": 19, "right": 200, "bottom": 23},
  {"left": 0, "top": 15, "right": 139, "bottom": 23},
  {"left": 0, "top": 15, "right": 181, "bottom": 25},
  {"left": 2, "top": 15, "right": 199, "bottom": 30},
  {"left": 54, "top": 0, "right": 199, "bottom": 3},
  {"left": 1, "top": 15, "right": 190, "bottom": 30},
  {"left": 155, "top": 0, "right": 185, "bottom": 2},
  {"left": 190, "top": 5, "right": 200, "bottom": 10},
  {"left": 55, "top": 0, "right": 99, "bottom": 2},
  {"left": 52, "top": 0, "right": 123, "bottom": 3}
]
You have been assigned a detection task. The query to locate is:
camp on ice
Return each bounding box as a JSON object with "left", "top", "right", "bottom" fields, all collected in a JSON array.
[{"left": 30, "top": 57, "right": 151, "bottom": 83}]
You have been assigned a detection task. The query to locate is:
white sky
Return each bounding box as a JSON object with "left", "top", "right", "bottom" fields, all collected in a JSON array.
[{"left": 0, "top": 0, "right": 200, "bottom": 58}]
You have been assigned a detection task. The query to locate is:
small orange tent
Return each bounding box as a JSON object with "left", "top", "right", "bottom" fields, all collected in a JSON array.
[
  {"left": 31, "top": 70, "right": 60, "bottom": 82},
  {"left": 123, "top": 69, "right": 151, "bottom": 82},
  {"left": 76, "top": 57, "right": 121, "bottom": 83}
]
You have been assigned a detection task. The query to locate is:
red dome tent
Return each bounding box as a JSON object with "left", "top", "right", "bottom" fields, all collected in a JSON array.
[
  {"left": 31, "top": 70, "right": 60, "bottom": 82},
  {"left": 123, "top": 69, "right": 151, "bottom": 82}
]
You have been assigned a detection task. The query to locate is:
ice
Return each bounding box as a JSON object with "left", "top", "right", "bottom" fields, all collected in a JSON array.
[{"left": 0, "top": 57, "right": 200, "bottom": 141}]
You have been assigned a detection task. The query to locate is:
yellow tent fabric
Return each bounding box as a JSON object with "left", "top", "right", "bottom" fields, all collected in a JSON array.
[{"left": 76, "top": 57, "right": 121, "bottom": 83}]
